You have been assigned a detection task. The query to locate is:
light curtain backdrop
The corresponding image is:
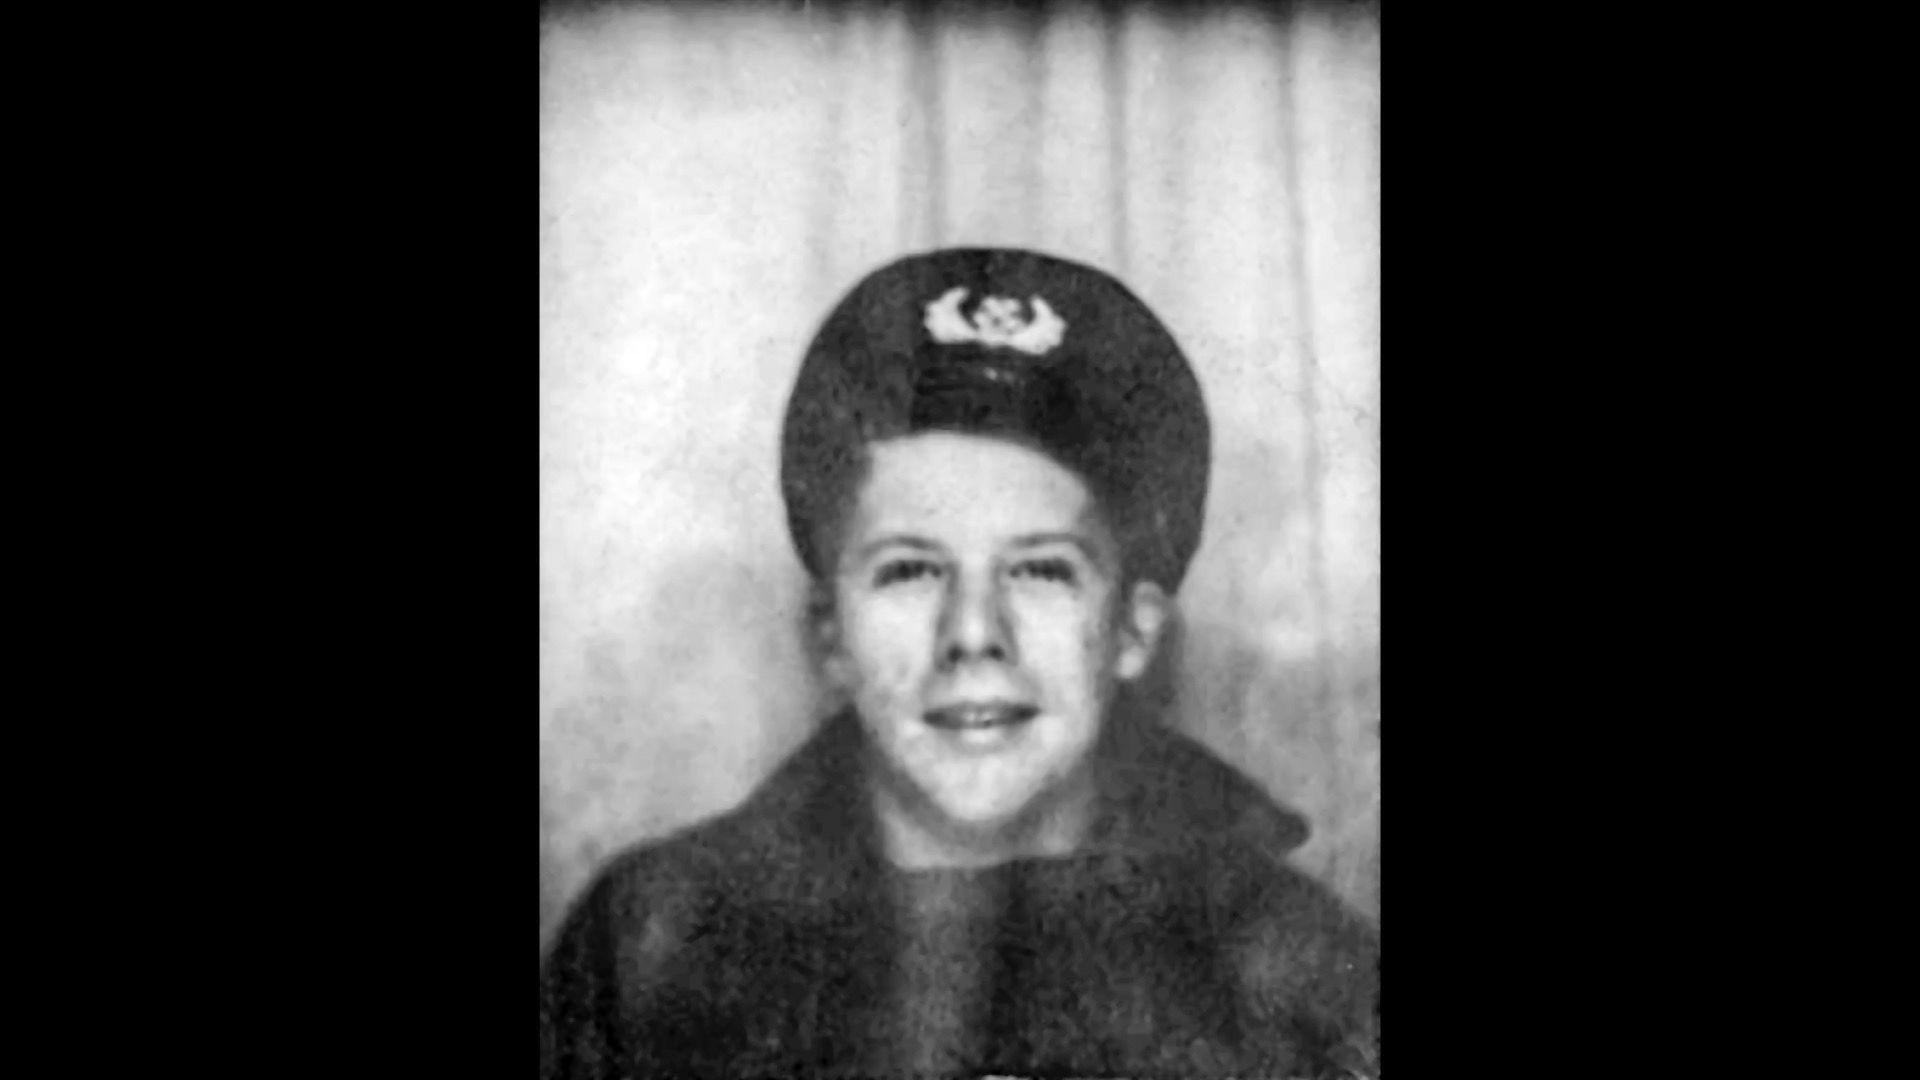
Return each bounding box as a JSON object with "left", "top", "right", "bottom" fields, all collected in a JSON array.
[{"left": 540, "top": 0, "right": 1380, "bottom": 949}]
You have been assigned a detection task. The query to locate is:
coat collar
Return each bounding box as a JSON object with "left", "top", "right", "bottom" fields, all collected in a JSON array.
[{"left": 724, "top": 705, "right": 1310, "bottom": 884}]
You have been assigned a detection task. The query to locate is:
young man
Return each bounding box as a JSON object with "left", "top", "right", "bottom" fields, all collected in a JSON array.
[{"left": 540, "top": 249, "right": 1379, "bottom": 1078}]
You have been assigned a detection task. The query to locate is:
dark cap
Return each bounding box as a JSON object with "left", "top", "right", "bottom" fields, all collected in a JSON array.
[{"left": 779, "top": 247, "right": 1211, "bottom": 592}]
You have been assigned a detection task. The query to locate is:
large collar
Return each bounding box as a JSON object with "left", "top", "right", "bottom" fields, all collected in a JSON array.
[{"left": 723, "top": 706, "right": 1309, "bottom": 885}]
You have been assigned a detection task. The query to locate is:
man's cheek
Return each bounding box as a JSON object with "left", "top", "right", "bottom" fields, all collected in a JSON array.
[
  {"left": 1020, "top": 618, "right": 1100, "bottom": 669},
  {"left": 868, "top": 613, "right": 934, "bottom": 672},
  {"left": 843, "top": 632, "right": 925, "bottom": 701}
]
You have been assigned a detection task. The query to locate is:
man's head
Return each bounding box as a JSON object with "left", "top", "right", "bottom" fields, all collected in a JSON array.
[
  {"left": 816, "top": 430, "right": 1171, "bottom": 851},
  {"left": 779, "top": 248, "right": 1210, "bottom": 862}
]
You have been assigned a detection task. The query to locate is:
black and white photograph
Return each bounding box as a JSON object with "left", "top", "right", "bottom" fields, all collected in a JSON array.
[{"left": 539, "top": 2, "right": 1380, "bottom": 1075}]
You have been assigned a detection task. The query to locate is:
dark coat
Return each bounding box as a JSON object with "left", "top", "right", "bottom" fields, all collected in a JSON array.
[{"left": 540, "top": 709, "right": 1379, "bottom": 1078}]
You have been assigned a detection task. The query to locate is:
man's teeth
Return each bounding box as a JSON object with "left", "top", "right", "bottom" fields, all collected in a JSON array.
[{"left": 929, "top": 705, "right": 1034, "bottom": 728}]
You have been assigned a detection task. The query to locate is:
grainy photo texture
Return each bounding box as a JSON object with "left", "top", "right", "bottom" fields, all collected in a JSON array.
[{"left": 539, "top": 2, "right": 1380, "bottom": 1076}]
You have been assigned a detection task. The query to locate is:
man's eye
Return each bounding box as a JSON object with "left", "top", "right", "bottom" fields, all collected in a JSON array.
[
  {"left": 874, "top": 559, "right": 942, "bottom": 587},
  {"left": 1011, "top": 558, "right": 1077, "bottom": 585}
]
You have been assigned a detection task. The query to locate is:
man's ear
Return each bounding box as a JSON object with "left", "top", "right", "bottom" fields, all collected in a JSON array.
[
  {"left": 806, "top": 579, "right": 851, "bottom": 687},
  {"left": 1113, "top": 580, "right": 1172, "bottom": 681}
]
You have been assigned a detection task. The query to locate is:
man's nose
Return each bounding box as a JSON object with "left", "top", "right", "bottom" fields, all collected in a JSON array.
[{"left": 937, "top": 573, "right": 1014, "bottom": 667}]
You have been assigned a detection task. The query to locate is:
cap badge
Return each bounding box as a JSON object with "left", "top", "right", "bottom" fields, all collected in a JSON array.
[{"left": 923, "top": 287, "right": 1066, "bottom": 356}]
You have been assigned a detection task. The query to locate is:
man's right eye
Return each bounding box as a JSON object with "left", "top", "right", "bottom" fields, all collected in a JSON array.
[{"left": 874, "top": 559, "right": 942, "bottom": 587}]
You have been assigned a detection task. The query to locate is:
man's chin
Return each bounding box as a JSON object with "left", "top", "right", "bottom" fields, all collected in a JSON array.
[
  {"left": 890, "top": 772, "right": 1046, "bottom": 847},
  {"left": 923, "top": 790, "right": 1035, "bottom": 837}
]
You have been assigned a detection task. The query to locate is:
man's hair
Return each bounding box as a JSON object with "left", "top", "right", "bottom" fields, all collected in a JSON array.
[{"left": 798, "top": 431, "right": 1149, "bottom": 594}]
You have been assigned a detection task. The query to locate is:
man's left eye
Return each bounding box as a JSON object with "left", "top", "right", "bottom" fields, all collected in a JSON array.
[{"left": 1011, "top": 558, "right": 1077, "bottom": 585}]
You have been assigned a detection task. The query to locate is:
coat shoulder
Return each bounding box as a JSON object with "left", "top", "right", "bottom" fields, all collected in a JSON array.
[
  {"left": 552, "top": 801, "right": 776, "bottom": 966},
  {"left": 540, "top": 806, "right": 783, "bottom": 1077},
  {"left": 1218, "top": 851, "right": 1380, "bottom": 1075}
]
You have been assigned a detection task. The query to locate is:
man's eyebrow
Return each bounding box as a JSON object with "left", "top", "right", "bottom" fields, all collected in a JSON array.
[
  {"left": 853, "top": 535, "right": 945, "bottom": 561},
  {"left": 1008, "top": 532, "right": 1100, "bottom": 557}
]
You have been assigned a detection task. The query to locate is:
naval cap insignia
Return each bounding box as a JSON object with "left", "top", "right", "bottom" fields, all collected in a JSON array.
[{"left": 923, "top": 286, "right": 1066, "bottom": 356}]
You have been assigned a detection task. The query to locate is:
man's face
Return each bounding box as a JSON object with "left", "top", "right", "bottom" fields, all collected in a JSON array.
[{"left": 824, "top": 431, "right": 1165, "bottom": 840}]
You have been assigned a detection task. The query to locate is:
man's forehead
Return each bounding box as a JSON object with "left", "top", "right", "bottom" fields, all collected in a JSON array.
[
  {"left": 864, "top": 434, "right": 1094, "bottom": 505},
  {"left": 849, "top": 434, "right": 1111, "bottom": 544}
]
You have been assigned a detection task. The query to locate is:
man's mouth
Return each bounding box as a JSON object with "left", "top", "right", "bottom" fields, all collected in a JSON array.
[{"left": 923, "top": 702, "right": 1040, "bottom": 731}]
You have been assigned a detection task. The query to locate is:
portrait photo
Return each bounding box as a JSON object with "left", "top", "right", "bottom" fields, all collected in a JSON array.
[{"left": 539, "top": 2, "right": 1380, "bottom": 1075}]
